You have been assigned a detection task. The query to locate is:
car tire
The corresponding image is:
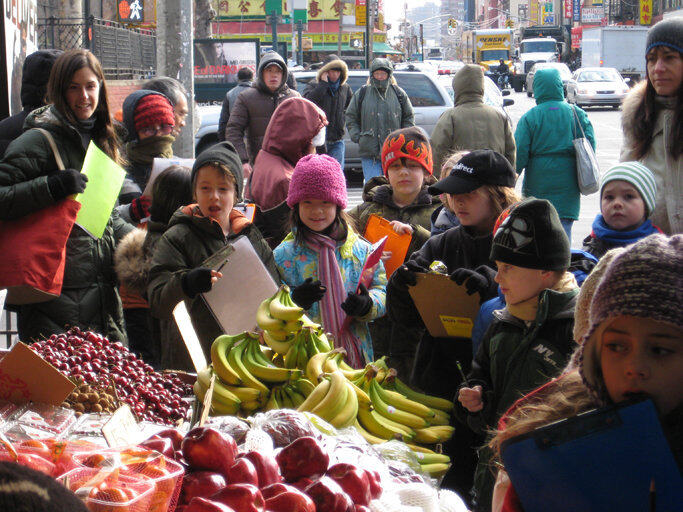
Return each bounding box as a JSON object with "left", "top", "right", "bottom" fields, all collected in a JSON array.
[
  {"left": 512, "top": 77, "right": 523, "bottom": 93},
  {"left": 527, "top": 90, "right": 532, "bottom": 97}
]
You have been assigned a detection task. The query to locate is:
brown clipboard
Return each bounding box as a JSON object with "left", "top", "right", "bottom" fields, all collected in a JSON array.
[
  {"left": 200, "top": 236, "right": 278, "bottom": 336},
  {"left": 363, "top": 214, "right": 412, "bottom": 277},
  {"left": 407, "top": 273, "right": 481, "bottom": 338}
]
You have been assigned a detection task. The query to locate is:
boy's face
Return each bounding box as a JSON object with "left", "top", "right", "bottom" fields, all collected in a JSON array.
[
  {"left": 601, "top": 180, "right": 647, "bottom": 231},
  {"left": 194, "top": 166, "right": 236, "bottom": 232},
  {"left": 494, "top": 261, "right": 554, "bottom": 305},
  {"left": 447, "top": 188, "right": 495, "bottom": 232},
  {"left": 600, "top": 315, "right": 682, "bottom": 415},
  {"left": 386, "top": 158, "right": 426, "bottom": 199}
]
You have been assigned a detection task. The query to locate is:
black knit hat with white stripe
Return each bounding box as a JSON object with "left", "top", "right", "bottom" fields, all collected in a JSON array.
[
  {"left": 0, "top": 461, "right": 89, "bottom": 511},
  {"left": 578, "top": 234, "right": 683, "bottom": 404}
]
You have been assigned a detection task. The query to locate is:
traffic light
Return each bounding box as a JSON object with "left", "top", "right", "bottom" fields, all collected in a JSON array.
[{"left": 505, "top": 18, "right": 514, "bottom": 28}]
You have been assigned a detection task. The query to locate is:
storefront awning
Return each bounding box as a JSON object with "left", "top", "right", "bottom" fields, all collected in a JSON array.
[{"left": 309, "top": 42, "right": 402, "bottom": 55}]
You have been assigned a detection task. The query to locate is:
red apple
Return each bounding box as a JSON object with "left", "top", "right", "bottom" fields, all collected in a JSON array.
[
  {"left": 180, "top": 471, "right": 227, "bottom": 506},
  {"left": 140, "top": 437, "right": 175, "bottom": 459},
  {"left": 326, "top": 463, "right": 372, "bottom": 506},
  {"left": 153, "top": 427, "right": 185, "bottom": 451},
  {"left": 354, "top": 506, "right": 371, "bottom": 512},
  {"left": 225, "top": 458, "right": 258, "bottom": 486},
  {"left": 275, "top": 436, "right": 329, "bottom": 481},
  {"left": 366, "top": 470, "right": 382, "bottom": 500},
  {"left": 304, "top": 476, "right": 354, "bottom": 512},
  {"left": 289, "top": 477, "right": 314, "bottom": 493},
  {"left": 210, "top": 483, "right": 265, "bottom": 512},
  {"left": 181, "top": 427, "right": 237, "bottom": 475},
  {"left": 185, "top": 497, "right": 236, "bottom": 512},
  {"left": 260, "top": 482, "right": 295, "bottom": 500},
  {"left": 238, "top": 451, "right": 282, "bottom": 488},
  {"left": 265, "top": 487, "right": 315, "bottom": 512}
]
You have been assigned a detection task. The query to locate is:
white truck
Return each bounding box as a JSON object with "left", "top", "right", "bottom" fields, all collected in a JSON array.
[
  {"left": 581, "top": 26, "right": 649, "bottom": 83},
  {"left": 512, "top": 37, "right": 560, "bottom": 92}
]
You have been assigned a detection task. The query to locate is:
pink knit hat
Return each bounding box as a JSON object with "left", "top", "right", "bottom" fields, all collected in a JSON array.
[{"left": 287, "top": 154, "right": 348, "bottom": 209}]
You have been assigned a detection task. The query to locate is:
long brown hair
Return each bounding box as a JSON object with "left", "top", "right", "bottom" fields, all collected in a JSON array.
[
  {"left": 630, "top": 50, "right": 683, "bottom": 160},
  {"left": 47, "top": 49, "right": 122, "bottom": 164}
]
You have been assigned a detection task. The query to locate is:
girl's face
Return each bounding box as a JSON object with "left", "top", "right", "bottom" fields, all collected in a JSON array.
[
  {"left": 601, "top": 180, "right": 646, "bottom": 231},
  {"left": 447, "top": 187, "right": 496, "bottom": 233},
  {"left": 299, "top": 199, "right": 337, "bottom": 233},
  {"left": 386, "top": 158, "right": 426, "bottom": 201},
  {"left": 646, "top": 46, "right": 683, "bottom": 97},
  {"left": 65, "top": 66, "right": 100, "bottom": 120},
  {"left": 600, "top": 315, "right": 683, "bottom": 415},
  {"left": 194, "top": 166, "right": 236, "bottom": 233},
  {"left": 494, "top": 262, "right": 553, "bottom": 305}
]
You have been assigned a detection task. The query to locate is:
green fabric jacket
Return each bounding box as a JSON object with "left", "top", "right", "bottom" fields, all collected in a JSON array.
[
  {"left": 430, "top": 64, "right": 516, "bottom": 173},
  {"left": 147, "top": 206, "right": 280, "bottom": 359},
  {"left": 345, "top": 59, "right": 415, "bottom": 159},
  {"left": 0, "top": 105, "right": 133, "bottom": 342},
  {"left": 514, "top": 68, "right": 595, "bottom": 220}
]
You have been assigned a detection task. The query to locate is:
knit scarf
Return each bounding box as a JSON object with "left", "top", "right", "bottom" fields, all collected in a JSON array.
[
  {"left": 303, "top": 230, "right": 364, "bottom": 368},
  {"left": 327, "top": 77, "right": 341, "bottom": 95},
  {"left": 591, "top": 214, "right": 660, "bottom": 246},
  {"left": 76, "top": 116, "right": 95, "bottom": 150},
  {"left": 125, "top": 135, "right": 175, "bottom": 166},
  {"left": 506, "top": 271, "right": 577, "bottom": 322}
]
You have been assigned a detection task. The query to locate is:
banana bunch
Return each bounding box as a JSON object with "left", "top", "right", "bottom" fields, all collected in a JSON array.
[
  {"left": 297, "top": 370, "right": 360, "bottom": 429},
  {"left": 193, "top": 365, "right": 267, "bottom": 416},
  {"left": 257, "top": 285, "right": 313, "bottom": 355},
  {"left": 283, "top": 326, "right": 333, "bottom": 370},
  {"left": 264, "top": 379, "right": 315, "bottom": 410}
]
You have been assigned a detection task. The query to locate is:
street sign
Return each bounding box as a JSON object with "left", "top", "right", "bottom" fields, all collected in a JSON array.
[
  {"left": 302, "top": 37, "right": 313, "bottom": 51},
  {"left": 265, "top": 0, "right": 283, "bottom": 15},
  {"left": 505, "top": 18, "right": 514, "bottom": 27},
  {"left": 117, "top": 0, "right": 144, "bottom": 22},
  {"left": 355, "top": 0, "right": 366, "bottom": 26},
  {"left": 293, "top": 9, "right": 308, "bottom": 24}
]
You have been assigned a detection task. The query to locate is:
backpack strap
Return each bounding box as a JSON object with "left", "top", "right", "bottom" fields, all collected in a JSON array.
[
  {"left": 33, "top": 128, "right": 65, "bottom": 170},
  {"left": 391, "top": 84, "right": 408, "bottom": 118},
  {"left": 357, "top": 84, "right": 369, "bottom": 110}
]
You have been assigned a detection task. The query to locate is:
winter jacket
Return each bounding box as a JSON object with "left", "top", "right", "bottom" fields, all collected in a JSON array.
[
  {"left": 459, "top": 287, "right": 578, "bottom": 511},
  {"left": 345, "top": 58, "right": 415, "bottom": 159},
  {"left": 515, "top": 68, "right": 595, "bottom": 220},
  {"left": 218, "top": 79, "right": 252, "bottom": 142},
  {"left": 431, "top": 65, "right": 516, "bottom": 173},
  {"left": 274, "top": 229, "right": 387, "bottom": 364},
  {"left": 386, "top": 225, "right": 498, "bottom": 398},
  {"left": 0, "top": 105, "right": 134, "bottom": 342},
  {"left": 147, "top": 206, "right": 279, "bottom": 359},
  {"left": 582, "top": 214, "right": 662, "bottom": 259},
  {"left": 302, "top": 58, "right": 353, "bottom": 142},
  {"left": 430, "top": 205, "right": 460, "bottom": 236},
  {"left": 225, "top": 53, "right": 300, "bottom": 164},
  {"left": 620, "top": 82, "right": 682, "bottom": 235}
]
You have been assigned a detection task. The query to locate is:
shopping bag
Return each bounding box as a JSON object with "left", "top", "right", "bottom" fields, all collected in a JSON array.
[
  {"left": 0, "top": 128, "right": 81, "bottom": 305},
  {"left": 571, "top": 106, "right": 600, "bottom": 195}
]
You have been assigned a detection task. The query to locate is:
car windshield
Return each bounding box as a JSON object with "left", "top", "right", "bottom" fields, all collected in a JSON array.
[
  {"left": 578, "top": 70, "right": 621, "bottom": 82},
  {"left": 521, "top": 41, "right": 557, "bottom": 53},
  {"left": 481, "top": 49, "right": 509, "bottom": 61}
]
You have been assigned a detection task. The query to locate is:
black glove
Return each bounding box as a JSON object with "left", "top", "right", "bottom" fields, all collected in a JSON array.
[
  {"left": 182, "top": 267, "right": 213, "bottom": 298},
  {"left": 47, "top": 169, "right": 88, "bottom": 200},
  {"left": 341, "top": 283, "right": 373, "bottom": 317},
  {"left": 450, "top": 265, "right": 496, "bottom": 298},
  {"left": 392, "top": 260, "right": 426, "bottom": 289},
  {"left": 291, "top": 277, "right": 327, "bottom": 310}
]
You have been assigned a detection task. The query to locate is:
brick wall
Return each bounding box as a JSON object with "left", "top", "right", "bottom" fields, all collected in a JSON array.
[{"left": 107, "top": 80, "right": 145, "bottom": 115}]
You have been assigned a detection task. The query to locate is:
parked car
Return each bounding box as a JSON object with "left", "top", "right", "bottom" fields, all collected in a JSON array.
[
  {"left": 526, "top": 62, "right": 572, "bottom": 97},
  {"left": 565, "top": 67, "right": 630, "bottom": 109},
  {"left": 195, "top": 69, "right": 453, "bottom": 180},
  {"left": 436, "top": 73, "right": 514, "bottom": 114}
]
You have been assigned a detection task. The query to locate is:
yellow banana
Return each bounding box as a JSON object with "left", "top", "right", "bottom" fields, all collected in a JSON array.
[
  {"left": 211, "top": 399, "right": 241, "bottom": 416},
  {"left": 390, "top": 377, "right": 454, "bottom": 412},
  {"left": 429, "top": 408, "right": 451, "bottom": 426},
  {"left": 240, "top": 399, "right": 262, "bottom": 414},
  {"left": 256, "top": 298, "right": 287, "bottom": 331},
  {"left": 283, "top": 319, "right": 304, "bottom": 333},
  {"left": 296, "top": 340, "right": 310, "bottom": 370},
  {"left": 265, "top": 329, "right": 290, "bottom": 342},
  {"left": 284, "top": 340, "right": 302, "bottom": 370},
  {"left": 311, "top": 371, "right": 348, "bottom": 422},
  {"left": 352, "top": 419, "right": 387, "bottom": 445},
  {"left": 368, "top": 379, "right": 430, "bottom": 429},
  {"left": 292, "top": 378, "right": 316, "bottom": 397},
  {"left": 243, "top": 337, "right": 303, "bottom": 383},
  {"left": 227, "top": 339, "right": 269, "bottom": 393},
  {"left": 283, "top": 384, "right": 306, "bottom": 408},
  {"left": 297, "top": 377, "right": 331, "bottom": 412},
  {"left": 193, "top": 380, "right": 206, "bottom": 401},
  {"left": 262, "top": 330, "right": 295, "bottom": 355},
  {"left": 356, "top": 402, "right": 415, "bottom": 441},
  {"left": 196, "top": 366, "right": 242, "bottom": 407},
  {"left": 210, "top": 334, "right": 243, "bottom": 386},
  {"left": 222, "top": 384, "right": 263, "bottom": 403},
  {"left": 412, "top": 425, "right": 455, "bottom": 444},
  {"left": 420, "top": 463, "right": 451, "bottom": 478},
  {"left": 413, "top": 452, "right": 451, "bottom": 465},
  {"left": 329, "top": 380, "right": 358, "bottom": 429},
  {"left": 313, "top": 329, "right": 333, "bottom": 352},
  {"left": 374, "top": 382, "right": 436, "bottom": 419},
  {"left": 264, "top": 388, "right": 280, "bottom": 411},
  {"left": 305, "top": 351, "right": 332, "bottom": 383},
  {"left": 348, "top": 379, "right": 372, "bottom": 407},
  {"left": 269, "top": 286, "right": 304, "bottom": 321}
]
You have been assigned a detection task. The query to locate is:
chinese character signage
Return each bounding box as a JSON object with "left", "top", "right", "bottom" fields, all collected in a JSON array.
[
  {"left": 573, "top": 0, "right": 580, "bottom": 21},
  {"left": 564, "top": 0, "right": 573, "bottom": 19},
  {"left": 118, "top": 0, "right": 144, "bottom": 22},
  {"left": 640, "top": 0, "right": 652, "bottom": 25},
  {"left": 212, "top": 0, "right": 353, "bottom": 19}
]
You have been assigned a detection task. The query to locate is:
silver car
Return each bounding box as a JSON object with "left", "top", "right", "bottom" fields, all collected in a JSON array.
[
  {"left": 195, "top": 69, "right": 453, "bottom": 180},
  {"left": 526, "top": 62, "right": 572, "bottom": 98},
  {"left": 565, "top": 67, "right": 630, "bottom": 109}
]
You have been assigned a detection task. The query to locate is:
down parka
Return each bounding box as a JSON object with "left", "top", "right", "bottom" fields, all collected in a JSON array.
[
  {"left": 0, "top": 105, "right": 134, "bottom": 342},
  {"left": 225, "top": 52, "right": 300, "bottom": 164},
  {"left": 430, "top": 64, "right": 516, "bottom": 174},
  {"left": 514, "top": 68, "right": 595, "bottom": 220}
]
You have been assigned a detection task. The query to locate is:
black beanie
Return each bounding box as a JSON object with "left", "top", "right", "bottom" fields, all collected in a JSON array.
[
  {"left": 191, "top": 141, "right": 244, "bottom": 200},
  {"left": 645, "top": 17, "right": 683, "bottom": 54},
  {"left": 0, "top": 461, "right": 90, "bottom": 512},
  {"left": 21, "top": 49, "right": 62, "bottom": 109},
  {"left": 490, "top": 198, "right": 570, "bottom": 271}
]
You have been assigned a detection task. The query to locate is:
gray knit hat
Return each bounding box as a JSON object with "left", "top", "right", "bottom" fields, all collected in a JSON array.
[
  {"left": 645, "top": 17, "right": 683, "bottom": 54},
  {"left": 578, "top": 234, "right": 683, "bottom": 403},
  {"left": 600, "top": 162, "right": 657, "bottom": 217},
  {"left": 191, "top": 141, "right": 244, "bottom": 201}
]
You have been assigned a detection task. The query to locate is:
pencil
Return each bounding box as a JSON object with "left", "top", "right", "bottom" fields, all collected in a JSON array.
[
  {"left": 216, "top": 258, "right": 229, "bottom": 273},
  {"left": 456, "top": 360, "right": 469, "bottom": 387},
  {"left": 649, "top": 478, "right": 656, "bottom": 512}
]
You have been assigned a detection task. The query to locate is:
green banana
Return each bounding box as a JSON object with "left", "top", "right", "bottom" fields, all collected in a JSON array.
[
  {"left": 373, "top": 380, "right": 436, "bottom": 419},
  {"left": 292, "top": 378, "right": 316, "bottom": 397},
  {"left": 412, "top": 425, "right": 455, "bottom": 444},
  {"left": 243, "top": 337, "right": 303, "bottom": 383},
  {"left": 210, "top": 334, "right": 244, "bottom": 386},
  {"left": 264, "top": 388, "right": 280, "bottom": 411},
  {"left": 227, "top": 338, "right": 269, "bottom": 393},
  {"left": 367, "top": 379, "right": 430, "bottom": 429},
  {"left": 429, "top": 408, "right": 452, "bottom": 426},
  {"left": 413, "top": 452, "right": 452, "bottom": 465},
  {"left": 356, "top": 402, "right": 415, "bottom": 441},
  {"left": 283, "top": 384, "right": 306, "bottom": 408},
  {"left": 390, "top": 376, "right": 455, "bottom": 412}
]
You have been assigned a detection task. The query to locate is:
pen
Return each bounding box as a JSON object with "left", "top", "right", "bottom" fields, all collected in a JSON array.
[
  {"left": 456, "top": 360, "right": 469, "bottom": 387},
  {"left": 215, "top": 258, "right": 229, "bottom": 273}
]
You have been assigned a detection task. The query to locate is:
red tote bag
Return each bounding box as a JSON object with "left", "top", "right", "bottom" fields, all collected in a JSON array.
[{"left": 0, "top": 128, "right": 81, "bottom": 305}]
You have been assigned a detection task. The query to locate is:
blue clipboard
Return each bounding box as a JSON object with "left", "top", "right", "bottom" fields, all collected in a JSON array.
[{"left": 501, "top": 399, "right": 681, "bottom": 512}]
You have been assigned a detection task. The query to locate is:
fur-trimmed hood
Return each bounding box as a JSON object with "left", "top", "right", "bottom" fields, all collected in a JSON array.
[
  {"left": 620, "top": 81, "right": 647, "bottom": 141},
  {"left": 114, "top": 228, "right": 149, "bottom": 295},
  {"left": 317, "top": 58, "right": 348, "bottom": 85}
]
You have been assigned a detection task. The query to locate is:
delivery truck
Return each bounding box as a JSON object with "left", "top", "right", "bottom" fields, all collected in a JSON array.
[
  {"left": 462, "top": 29, "right": 514, "bottom": 72},
  {"left": 581, "top": 26, "right": 648, "bottom": 83}
]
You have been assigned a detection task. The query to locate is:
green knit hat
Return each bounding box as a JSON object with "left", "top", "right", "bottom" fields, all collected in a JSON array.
[
  {"left": 490, "top": 198, "right": 570, "bottom": 271},
  {"left": 600, "top": 161, "right": 657, "bottom": 217}
]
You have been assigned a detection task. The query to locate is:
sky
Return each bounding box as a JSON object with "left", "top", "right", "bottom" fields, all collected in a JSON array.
[{"left": 384, "top": 0, "right": 439, "bottom": 40}]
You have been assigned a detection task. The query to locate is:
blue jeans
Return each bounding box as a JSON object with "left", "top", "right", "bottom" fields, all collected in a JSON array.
[
  {"left": 361, "top": 157, "right": 383, "bottom": 182},
  {"left": 560, "top": 218, "right": 574, "bottom": 245},
  {"left": 325, "top": 140, "right": 345, "bottom": 169}
]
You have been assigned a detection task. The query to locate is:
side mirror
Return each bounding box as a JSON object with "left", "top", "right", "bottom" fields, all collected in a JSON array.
[
  {"left": 503, "top": 98, "right": 514, "bottom": 107},
  {"left": 624, "top": 77, "right": 632, "bottom": 84},
  {"left": 501, "top": 89, "right": 511, "bottom": 96}
]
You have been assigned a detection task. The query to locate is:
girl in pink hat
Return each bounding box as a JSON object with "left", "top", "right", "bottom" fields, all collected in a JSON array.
[{"left": 273, "top": 154, "right": 387, "bottom": 368}]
